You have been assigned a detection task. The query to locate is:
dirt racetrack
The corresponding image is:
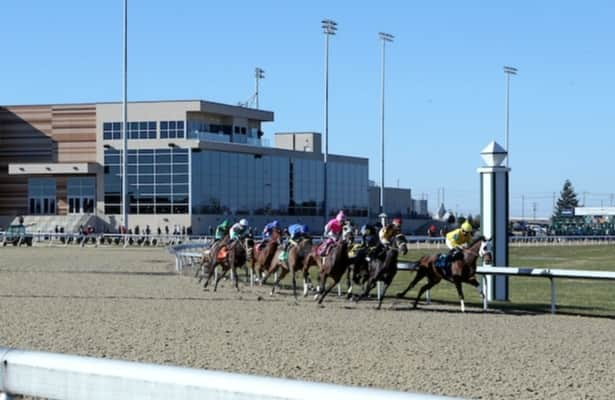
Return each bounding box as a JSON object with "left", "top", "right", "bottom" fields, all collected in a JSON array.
[{"left": 0, "top": 247, "right": 613, "bottom": 399}]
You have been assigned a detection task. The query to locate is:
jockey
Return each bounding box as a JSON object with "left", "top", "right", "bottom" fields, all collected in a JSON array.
[
  {"left": 445, "top": 221, "right": 473, "bottom": 250},
  {"left": 214, "top": 219, "right": 231, "bottom": 241},
  {"left": 229, "top": 218, "right": 251, "bottom": 242},
  {"left": 320, "top": 210, "right": 346, "bottom": 256},
  {"left": 368, "top": 218, "right": 402, "bottom": 261},
  {"left": 342, "top": 219, "right": 355, "bottom": 241},
  {"left": 360, "top": 224, "right": 379, "bottom": 248},
  {"left": 258, "top": 220, "right": 281, "bottom": 250},
  {"left": 437, "top": 221, "right": 473, "bottom": 267},
  {"left": 379, "top": 217, "right": 402, "bottom": 246},
  {"left": 284, "top": 223, "right": 309, "bottom": 253},
  {"left": 263, "top": 220, "right": 281, "bottom": 241}
]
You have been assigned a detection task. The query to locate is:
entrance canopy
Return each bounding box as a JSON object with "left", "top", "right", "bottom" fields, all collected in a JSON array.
[{"left": 8, "top": 163, "right": 100, "bottom": 175}]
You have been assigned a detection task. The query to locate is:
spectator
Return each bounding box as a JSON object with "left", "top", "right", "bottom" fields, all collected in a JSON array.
[
  {"left": 165, "top": 225, "right": 169, "bottom": 235},
  {"left": 157, "top": 226, "right": 162, "bottom": 235},
  {"left": 145, "top": 225, "right": 151, "bottom": 235},
  {"left": 427, "top": 224, "right": 437, "bottom": 237}
]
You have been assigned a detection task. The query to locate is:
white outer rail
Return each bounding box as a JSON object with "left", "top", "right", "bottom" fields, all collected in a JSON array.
[
  {"left": 0, "top": 346, "right": 460, "bottom": 400},
  {"left": 396, "top": 263, "right": 615, "bottom": 314},
  {"left": 475, "top": 266, "right": 615, "bottom": 314}
]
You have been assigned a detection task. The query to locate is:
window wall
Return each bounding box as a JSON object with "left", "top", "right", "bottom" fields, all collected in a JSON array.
[
  {"left": 67, "top": 177, "right": 96, "bottom": 214},
  {"left": 192, "top": 150, "right": 289, "bottom": 215},
  {"left": 104, "top": 148, "right": 189, "bottom": 214},
  {"left": 28, "top": 178, "right": 56, "bottom": 215},
  {"left": 191, "top": 150, "right": 368, "bottom": 217},
  {"left": 103, "top": 121, "right": 157, "bottom": 140},
  {"left": 160, "top": 121, "right": 185, "bottom": 139},
  {"left": 326, "top": 161, "right": 369, "bottom": 217}
]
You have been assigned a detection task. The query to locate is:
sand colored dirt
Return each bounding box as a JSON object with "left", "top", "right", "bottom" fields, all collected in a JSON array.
[{"left": 0, "top": 247, "right": 613, "bottom": 399}]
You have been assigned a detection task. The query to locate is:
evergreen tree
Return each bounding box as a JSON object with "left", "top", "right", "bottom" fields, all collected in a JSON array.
[{"left": 553, "top": 179, "right": 579, "bottom": 217}]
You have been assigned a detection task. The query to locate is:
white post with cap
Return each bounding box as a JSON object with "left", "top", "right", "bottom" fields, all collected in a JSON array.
[{"left": 478, "top": 141, "right": 510, "bottom": 301}]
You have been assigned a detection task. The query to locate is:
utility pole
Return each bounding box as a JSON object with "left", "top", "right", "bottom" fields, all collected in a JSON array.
[
  {"left": 254, "top": 67, "right": 265, "bottom": 109},
  {"left": 321, "top": 19, "right": 337, "bottom": 224},
  {"left": 503, "top": 66, "right": 517, "bottom": 168}
]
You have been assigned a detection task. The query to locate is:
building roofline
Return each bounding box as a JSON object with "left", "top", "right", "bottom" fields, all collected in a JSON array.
[{"left": 1, "top": 99, "right": 273, "bottom": 116}]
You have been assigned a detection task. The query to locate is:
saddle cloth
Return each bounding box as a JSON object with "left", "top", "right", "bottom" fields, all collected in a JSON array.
[{"left": 216, "top": 246, "right": 229, "bottom": 261}]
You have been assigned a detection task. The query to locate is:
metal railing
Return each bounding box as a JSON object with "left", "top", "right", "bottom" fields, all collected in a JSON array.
[
  {"left": 0, "top": 231, "right": 213, "bottom": 249},
  {"left": 396, "top": 262, "right": 615, "bottom": 314},
  {"left": 0, "top": 346, "right": 460, "bottom": 400}
]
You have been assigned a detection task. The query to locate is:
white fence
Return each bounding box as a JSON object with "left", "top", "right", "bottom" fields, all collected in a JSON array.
[
  {"left": 0, "top": 231, "right": 212, "bottom": 249},
  {"left": 0, "top": 346, "right": 460, "bottom": 400}
]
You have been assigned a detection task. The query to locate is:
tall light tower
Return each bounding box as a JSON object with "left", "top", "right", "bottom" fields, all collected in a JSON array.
[
  {"left": 122, "top": 0, "right": 128, "bottom": 234},
  {"left": 503, "top": 66, "right": 517, "bottom": 168},
  {"left": 378, "top": 32, "right": 394, "bottom": 226},
  {"left": 322, "top": 18, "right": 337, "bottom": 224},
  {"left": 255, "top": 67, "right": 265, "bottom": 109}
]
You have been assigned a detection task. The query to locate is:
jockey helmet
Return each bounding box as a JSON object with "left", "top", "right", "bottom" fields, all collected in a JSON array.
[
  {"left": 336, "top": 210, "right": 346, "bottom": 222},
  {"left": 239, "top": 218, "right": 249, "bottom": 227},
  {"left": 360, "top": 224, "right": 371, "bottom": 236},
  {"left": 392, "top": 218, "right": 402, "bottom": 226},
  {"left": 221, "top": 220, "right": 230, "bottom": 228},
  {"left": 271, "top": 220, "right": 280, "bottom": 227},
  {"left": 461, "top": 221, "right": 473, "bottom": 233},
  {"left": 302, "top": 224, "right": 309, "bottom": 233}
]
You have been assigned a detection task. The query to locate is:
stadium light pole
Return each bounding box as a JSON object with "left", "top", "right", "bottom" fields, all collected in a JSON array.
[
  {"left": 379, "top": 32, "right": 394, "bottom": 226},
  {"left": 503, "top": 66, "right": 517, "bottom": 168},
  {"left": 322, "top": 19, "right": 337, "bottom": 225},
  {"left": 122, "top": 0, "right": 129, "bottom": 235},
  {"left": 255, "top": 67, "right": 265, "bottom": 109}
]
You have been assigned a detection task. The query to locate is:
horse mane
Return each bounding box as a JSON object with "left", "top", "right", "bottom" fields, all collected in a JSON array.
[{"left": 468, "top": 235, "right": 486, "bottom": 248}]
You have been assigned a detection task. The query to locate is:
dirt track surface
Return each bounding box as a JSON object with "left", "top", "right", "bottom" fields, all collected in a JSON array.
[{"left": 0, "top": 247, "right": 614, "bottom": 399}]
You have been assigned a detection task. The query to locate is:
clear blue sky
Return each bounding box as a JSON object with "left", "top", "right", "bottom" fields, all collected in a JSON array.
[{"left": 2, "top": 1, "right": 615, "bottom": 218}]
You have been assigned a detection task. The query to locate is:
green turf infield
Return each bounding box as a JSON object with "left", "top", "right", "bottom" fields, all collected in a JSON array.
[{"left": 395, "top": 245, "right": 615, "bottom": 316}]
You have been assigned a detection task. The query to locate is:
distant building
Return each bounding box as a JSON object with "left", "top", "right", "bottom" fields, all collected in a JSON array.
[
  {"left": 0, "top": 100, "right": 368, "bottom": 233},
  {"left": 368, "top": 184, "right": 430, "bottom": 228}
]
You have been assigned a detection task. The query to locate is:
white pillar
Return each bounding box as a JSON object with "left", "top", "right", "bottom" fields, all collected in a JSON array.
[{"left": 478, "top": 141, "right": 510, "bottom": 301}]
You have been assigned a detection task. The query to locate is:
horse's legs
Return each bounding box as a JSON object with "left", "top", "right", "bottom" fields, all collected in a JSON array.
[
  {"left": 396, "top": 268, "right": 426, "bottom": 298},
  {"left": 466, "top": 276, "right": 483, "bottom": 298},
  {"left": 302, "top": 257, "right": 315, "bottom": 297},
  {"left": 317, "top": 274, "right": 342, "bottom": 304},
  {"left": 413, "top": 280, "right": 438, "bottom": 308},
  {"left": 271, "top": 266, "right": 288, "bottom": 296},
  {"left": 262, "top": 259, "right": 279, "bottom": 288},
  {"left": 453, "top": 275, "right": 465, "bottom": 312},
  {"left": 232, "top": 265, "right": 240, "bottom": 292},
  {"left": 213, "top": 265, "right": 229, "bottom": 292},
  {"left": 203, "top": 262, "right": 217, "bottom": 289},
  {"left": 290, "top": 263, "right": 298, "bottom": 302},
  {"left": 354, "top": 278, "right": 378, "bottom": 304},
  {"left": 376, "top": 283, "right": 390, "bottom": 310}
]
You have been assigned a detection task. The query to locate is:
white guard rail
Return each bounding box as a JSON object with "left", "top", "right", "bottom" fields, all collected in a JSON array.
[
  {"left": 475, "top": 266, "right": 615, "bottom": 314},
  {"left": 396, "top": 263, "right": 615, "bottom": 314},
  {"left": 0, "top": 346, "right": 461, "bottom": 400}
]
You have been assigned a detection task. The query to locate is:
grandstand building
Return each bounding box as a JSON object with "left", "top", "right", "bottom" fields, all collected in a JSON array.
[{"left": 0, "top": 100, "right": 369, "bottom": 234}]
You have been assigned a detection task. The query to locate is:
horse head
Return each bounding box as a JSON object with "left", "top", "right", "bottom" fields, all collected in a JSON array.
[
  {"left": 479, "top": 237, "right": 493, "bottom": 265},
  {"left": 394, "top": 234, "right": 408, "bottom": 255}
]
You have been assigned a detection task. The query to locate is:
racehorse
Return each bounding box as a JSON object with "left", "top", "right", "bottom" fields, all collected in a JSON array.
[
  {"left": 344, "top": 242, "right": 371, "bottom": 298},
  {"left": 264, "top": 236, "right": 313, "bottom": 300},
  {"left": 314, "top": 236, "right": 352, "bottom": 305},
  {"left": 201, "top": 237, "right": 254, "bottom": 292},
  {"left": 251, "top": 228, "right": 282, "bottom": 284},
  {"left": 195, "top": 236, "right": 229, "bottom": 281},
  {"left": 352, "top": 234, "right": 408, "bottom": 309},
  {"left": 395, "top": 236, "right": 493, "bottom": 312}
]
